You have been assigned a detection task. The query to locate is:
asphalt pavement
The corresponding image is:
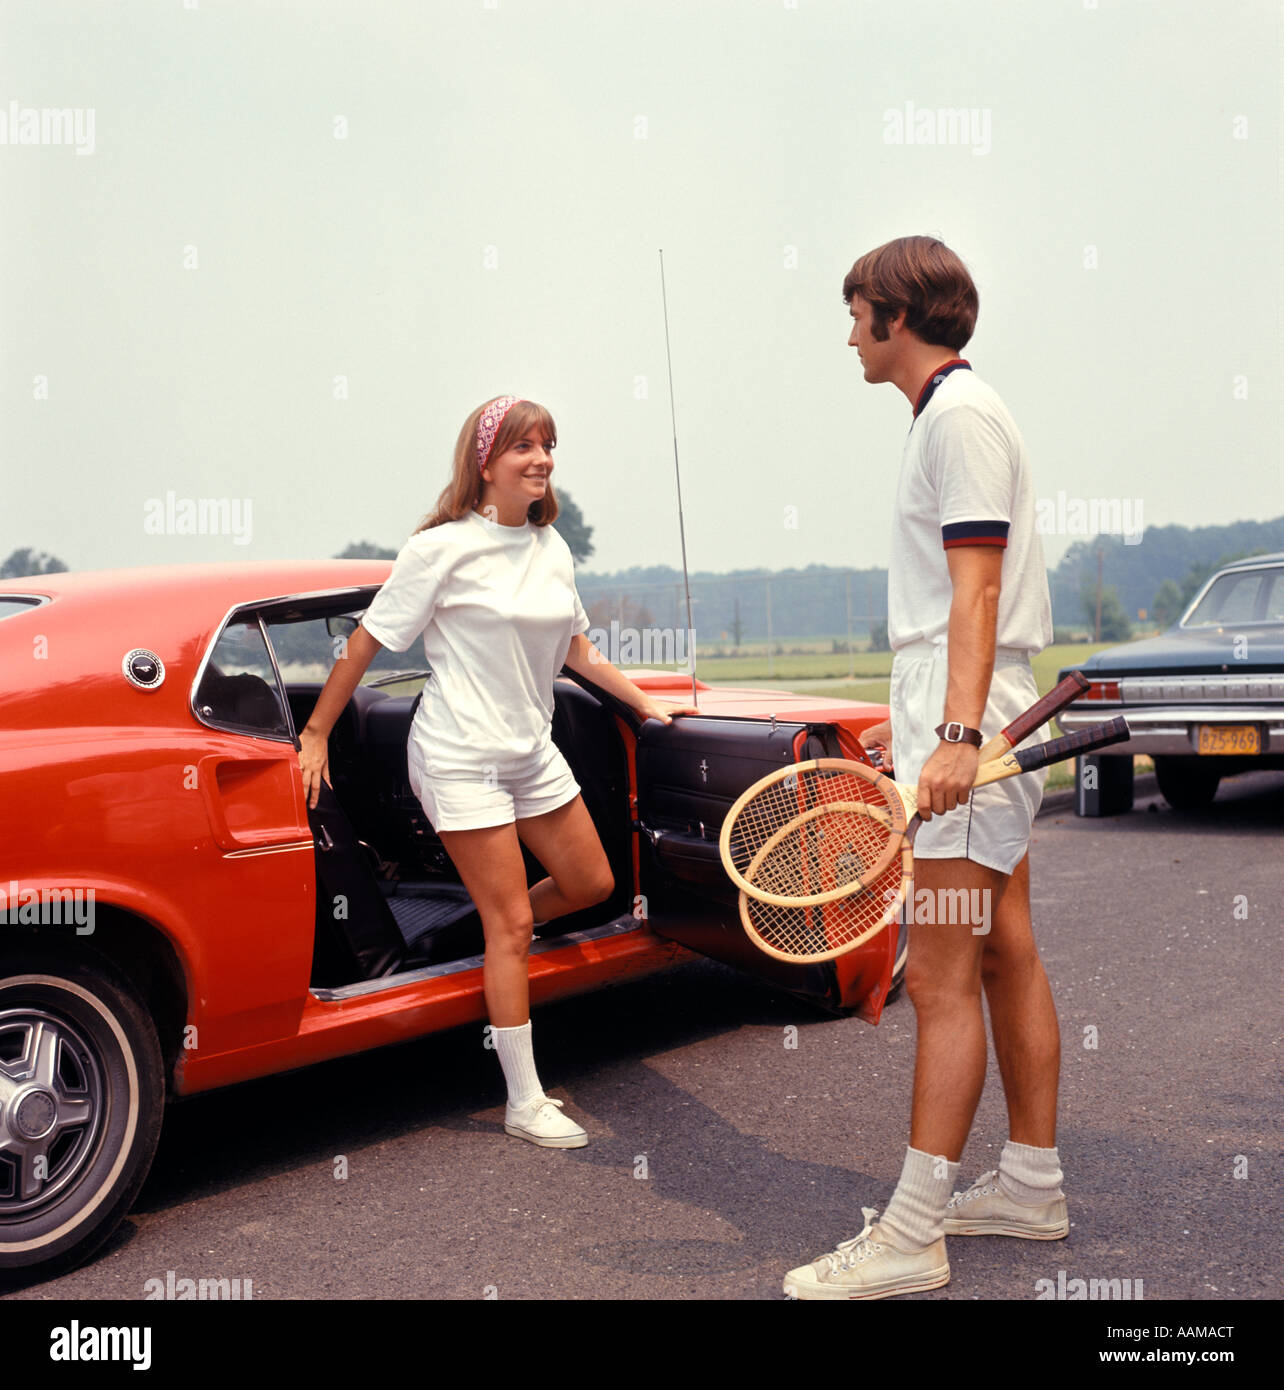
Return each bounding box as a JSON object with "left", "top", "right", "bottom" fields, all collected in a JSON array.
[{"left": 4, "top": 772, "right": 1280, "bottom": 1302}]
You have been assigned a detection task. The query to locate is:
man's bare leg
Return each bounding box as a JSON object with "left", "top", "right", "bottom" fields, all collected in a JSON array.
[
  {"left": 979, "top": 850, "right": 1060, "bottom": 1146},
  {"left": 904, "top": 856, "right": 999, "bottom": 1161},
  {"left": 874, "top": 855, "right": 996, "bottom": 1254}
]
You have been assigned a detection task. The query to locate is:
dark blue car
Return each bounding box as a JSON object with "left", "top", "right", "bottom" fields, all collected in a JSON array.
[{"left": 1057, "top": 553, "right": 1284, "bottom": 813}]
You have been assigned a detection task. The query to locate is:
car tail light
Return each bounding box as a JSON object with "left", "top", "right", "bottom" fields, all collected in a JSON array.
[{"left": 1083, "top": 680, "right": 1121, "bottom": 701}]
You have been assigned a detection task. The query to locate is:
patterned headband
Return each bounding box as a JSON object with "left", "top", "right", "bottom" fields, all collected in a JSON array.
[{"left": 476, "top": 395, "right": 524, "bottom": 473}]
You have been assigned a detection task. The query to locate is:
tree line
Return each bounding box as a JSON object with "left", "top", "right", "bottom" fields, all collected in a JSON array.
[{"left": 6, "top": 509, "right": 1282, "bottom": 646}]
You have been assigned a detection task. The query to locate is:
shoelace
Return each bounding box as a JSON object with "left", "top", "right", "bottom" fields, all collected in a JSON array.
[
  {"left": 947, "top": 1169, "right": 999, "bottom": 1208},
  {"left": 821, "top": 1207, "right": 884, "bottom": 1272},
  {"left": 514, "top": 1095, "right": 564, "bottom": 1118}
]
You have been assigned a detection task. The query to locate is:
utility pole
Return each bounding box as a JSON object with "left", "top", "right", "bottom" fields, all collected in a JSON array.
[
  {"left": 765, "top": 576, "right": 774, "bottom": 678},
  {"left": 845, "top": 572, "right": 854, "bottom": 679},
  {"left": 1095, "top": 548, "right": 1103, "bottom": 642}
]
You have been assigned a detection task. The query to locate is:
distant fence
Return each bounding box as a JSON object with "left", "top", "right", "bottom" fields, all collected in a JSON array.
[{"left": 576, "top": 569, "right": 887, "bottom": 647}]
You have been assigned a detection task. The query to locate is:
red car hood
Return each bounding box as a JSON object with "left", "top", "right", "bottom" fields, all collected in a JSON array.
[{"left": 627, "top": 670, "right": 887, "bottom": 725}]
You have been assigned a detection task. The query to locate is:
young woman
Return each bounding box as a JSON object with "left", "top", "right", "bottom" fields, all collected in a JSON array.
[{"left": 298, "top": 395, "right": 696, "bottom": 1148}]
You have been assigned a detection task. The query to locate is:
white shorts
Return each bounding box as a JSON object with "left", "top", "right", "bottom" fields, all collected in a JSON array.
[
  {"left": 408, "top": 740, "right": 581, "bottom": 832},
  {"left": 889, "top": 641, "right": 1048, "bottom": 875}
]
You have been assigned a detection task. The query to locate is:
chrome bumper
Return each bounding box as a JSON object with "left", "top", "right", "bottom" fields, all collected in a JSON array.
[{"left": 1058, "top": 705, "right": 1284, "bottom": 756}]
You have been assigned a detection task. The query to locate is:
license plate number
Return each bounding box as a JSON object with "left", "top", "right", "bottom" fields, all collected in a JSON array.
[{"left": 1196, "top": 724, "right": 1260, "bottom": 755}]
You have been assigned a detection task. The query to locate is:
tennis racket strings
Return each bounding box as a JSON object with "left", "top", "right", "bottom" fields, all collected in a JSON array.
[
  {"left": 722, "top": 761, "right": 907, "bottom": 907},
  {"left": 739, "top": 834, "right": 913, "bottom": 963}
]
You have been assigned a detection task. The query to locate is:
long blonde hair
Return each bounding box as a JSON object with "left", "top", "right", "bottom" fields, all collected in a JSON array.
[{"left": 415, "top": 397, "right": 561, "bottom": 533}]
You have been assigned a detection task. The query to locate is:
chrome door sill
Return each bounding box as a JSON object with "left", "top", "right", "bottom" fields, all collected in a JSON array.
[{"left": 310, "top": 914, "right": 647, "bottom": 1001}]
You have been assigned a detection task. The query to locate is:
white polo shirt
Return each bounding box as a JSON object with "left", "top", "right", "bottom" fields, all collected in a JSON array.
[
  {"left": 887, "top": 363, "right": 1052, "bottom": 655},
  {"left": 359, "top": 511, "right": 591, "bottom": 776}
]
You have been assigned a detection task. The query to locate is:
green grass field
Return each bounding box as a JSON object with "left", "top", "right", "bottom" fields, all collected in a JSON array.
[
  {"left": 693, "top": 648, "right": 897, "bottom": 682},
  {"left": 692, "top": 642, "right": 1127, "bottom": 792},
  {"left": 690, "top": 642, "right": 1109, "bottom": 700},
  {"left": 377, "top": 640, "right": 1141, "bottom": 794}
]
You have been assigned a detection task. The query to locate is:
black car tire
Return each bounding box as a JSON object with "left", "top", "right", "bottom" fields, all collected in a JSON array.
[
  {"left": 0, "top": 945, "right": 164, "bottom": 1277},
  {"left": 1154, "top": 756, "right": 1222, "bottom": 810},
  {"left": 1073, "top": 753, "right": 1135, "bottom": 816}
]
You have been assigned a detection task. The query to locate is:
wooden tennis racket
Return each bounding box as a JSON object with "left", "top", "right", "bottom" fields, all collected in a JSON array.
[
  {"left": 722, "top": 668, "right": 1095, "bottom": 907},
  {"left": 722, "top": 717, "right": 1129, "bottom": 963}
]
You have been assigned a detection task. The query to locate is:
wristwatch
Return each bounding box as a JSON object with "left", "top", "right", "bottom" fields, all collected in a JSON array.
[{"left": 935, "top": 721, "right": 983, "bottom": 747}]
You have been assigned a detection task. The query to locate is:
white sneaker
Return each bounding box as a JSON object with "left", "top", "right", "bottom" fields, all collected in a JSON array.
[
  {"left": 943, "top": 1169, "right": 1068, "bottom": 1238},
  {"left": 783, "top": 1207, "right": 950, "bottom": 1300},
  {"left": 503, "top": 1094, "right": 587, "bottom": 1148}
]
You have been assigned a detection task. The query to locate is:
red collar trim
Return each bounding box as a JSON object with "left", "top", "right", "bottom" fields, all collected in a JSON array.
[{"left": 912, "top": 358, "right": 971, "bottom": 417}]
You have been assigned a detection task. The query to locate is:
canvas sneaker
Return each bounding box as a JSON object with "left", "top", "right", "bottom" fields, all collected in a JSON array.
[
  {"left": 503, "top": 1094, "right": 587, "bottom": 1148},
  {"left": 943, "top": 1169, "right": 1068, "bottom": 1239},
  {"left": 782, "top": 1207, "right": 950, "bottom": 1300}
]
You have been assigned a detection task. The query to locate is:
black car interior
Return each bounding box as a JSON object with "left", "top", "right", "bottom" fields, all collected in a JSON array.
[
  {"left": 286, "top": 675, "right": 636, "bottom": 989},
  {"left": 223, "top": 596, "right": 852, "bottom": 1007}
]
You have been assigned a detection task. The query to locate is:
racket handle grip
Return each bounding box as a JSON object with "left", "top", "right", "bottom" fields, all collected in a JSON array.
[
  {"left": 978, "top": 671, "right": 1091, "bottom": 762},
  {"left": 1013, "top": 717, "right": 1131, "bottom": 772},
  {"left": 1001, "top": 671, "right": 1090, "bottom": 747}
]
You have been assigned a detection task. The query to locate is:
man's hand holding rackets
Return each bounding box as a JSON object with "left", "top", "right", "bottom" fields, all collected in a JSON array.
[{"left": 917, "top": 738, "right": 980, "bottom": 820}]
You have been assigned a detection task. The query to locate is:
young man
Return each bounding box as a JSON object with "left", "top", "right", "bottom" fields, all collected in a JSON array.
[{"left": 783, "top": 236, "right": 1065, "bottom": 1300}]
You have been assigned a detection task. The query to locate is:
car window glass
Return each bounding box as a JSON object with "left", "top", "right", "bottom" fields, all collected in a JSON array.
[
  {"left": 195, "top": 617, "right": 292, "bottom": 737},
  {"left": 1184, "top": 573, "right": 1262, "bottom": 626},
  {"left": 266, "top": 612, "right": 431, "bottom": 692},
  {"left": 0, "top": 596, "right": 46, "bottom": 623},
  {"left": 1262, "top": 572, "right": 1284, "bottom": 622}
]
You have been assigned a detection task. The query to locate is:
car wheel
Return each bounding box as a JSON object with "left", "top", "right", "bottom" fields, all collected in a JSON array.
[
  {"left": 0, "top": 946, "right": 164, "bottom": 1277},
  {"left": 1154, "top": 756, "right": 1221, "bottom": 810}
]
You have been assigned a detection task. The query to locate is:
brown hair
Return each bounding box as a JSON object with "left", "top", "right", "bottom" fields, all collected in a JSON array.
[
  {"left": 842, "top": 236, "right": 978, "bottom": 350},
  {"left": 414, "top": 397, "right": 561, "bottom": 533}
]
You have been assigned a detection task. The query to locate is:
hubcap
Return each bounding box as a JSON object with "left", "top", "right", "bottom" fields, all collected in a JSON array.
[
  {"left": 0, "top": 1008, "right": 105, "bottom": 1218},
  {"left": 14, "top": 1088, "right": 57, "bottom": 1140}
]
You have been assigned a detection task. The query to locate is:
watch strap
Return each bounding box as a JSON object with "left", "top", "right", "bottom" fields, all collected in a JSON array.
[{"left": 935, "top": 721, "right": 983, "bottom": 747}]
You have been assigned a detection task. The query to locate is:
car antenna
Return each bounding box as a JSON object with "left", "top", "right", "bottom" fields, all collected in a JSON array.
[{"left": 659, "top": 248, "right": 698, "bottom": 709}]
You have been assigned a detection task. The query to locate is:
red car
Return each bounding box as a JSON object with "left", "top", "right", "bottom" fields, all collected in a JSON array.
[{"left": 0, "top": 561, "right": 893, "bottom": 1276}]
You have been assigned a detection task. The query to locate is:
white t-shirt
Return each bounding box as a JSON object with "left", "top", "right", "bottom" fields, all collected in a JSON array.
[
  {"left": 359, "top": 510, "right": 591, "bottom": 775},
  {"left": 887, "top": 365, "right": 1052, "bottom": 654}
]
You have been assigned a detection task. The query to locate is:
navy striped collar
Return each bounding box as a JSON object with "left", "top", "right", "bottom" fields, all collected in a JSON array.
[{"left": 912, "top": 358, "right": 971, "bottom": 418}]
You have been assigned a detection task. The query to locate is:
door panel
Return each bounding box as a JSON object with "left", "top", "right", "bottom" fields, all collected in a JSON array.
[
  {"left": 636, "top": 715, "right": 803, "bottom": 830},
  {"left": 635, "top": 715, "right": 845, "bottom": 1009}
]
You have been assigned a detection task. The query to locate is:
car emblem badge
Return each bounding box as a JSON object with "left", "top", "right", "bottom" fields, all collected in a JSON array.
[{"left": 122, "top": 648, "right": 166, "bottom": 690}]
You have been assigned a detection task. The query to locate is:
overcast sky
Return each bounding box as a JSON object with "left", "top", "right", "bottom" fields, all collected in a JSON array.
[{"left": 2, "top": 0, "right": 1280, "bottom": 581}]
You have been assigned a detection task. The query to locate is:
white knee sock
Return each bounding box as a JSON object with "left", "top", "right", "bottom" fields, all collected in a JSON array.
[
  {"left": 491, "top": 1020, "right": 544, "bottom": 1108},
  {"left": 998, "top": 1139, "right": 1064, "bottom": 1202},
  {"left": 879, "top": 1146, "right": 960, "bottom": 1249}
]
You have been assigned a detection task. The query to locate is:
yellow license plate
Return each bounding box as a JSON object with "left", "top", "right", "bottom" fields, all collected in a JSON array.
[{"left": 1197, "top": 724, "right": 1260, "bottom": 755}]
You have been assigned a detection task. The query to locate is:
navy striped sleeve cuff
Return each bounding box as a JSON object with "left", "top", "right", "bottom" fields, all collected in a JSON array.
[{"left": 941, "top": 520, "right": 1010, "bottom": 549}]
